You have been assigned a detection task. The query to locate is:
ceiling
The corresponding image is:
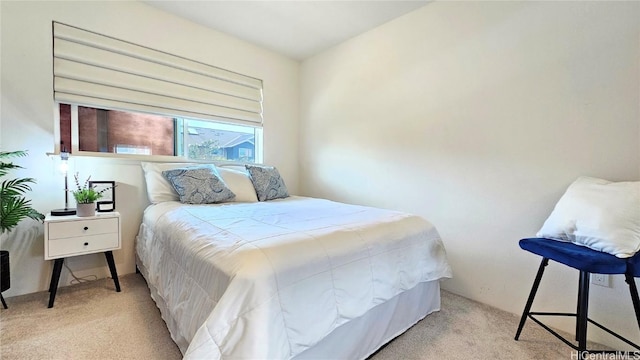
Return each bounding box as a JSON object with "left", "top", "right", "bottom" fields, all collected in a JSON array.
[{"left": 143, "top": 1, "right": 429, "bottom": 60}]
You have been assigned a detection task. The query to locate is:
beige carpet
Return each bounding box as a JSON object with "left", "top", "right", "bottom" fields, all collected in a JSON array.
[{"left": 0, "top": 273, "right": 610, "bottom": 359}]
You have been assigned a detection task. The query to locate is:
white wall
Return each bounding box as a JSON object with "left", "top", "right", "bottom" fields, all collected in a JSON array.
[
  {"left": 0, "top": 1, "right": 299, "bottom": 296},
  {"left": 300, "top": 1, "right": 639, "bottom": 348}
]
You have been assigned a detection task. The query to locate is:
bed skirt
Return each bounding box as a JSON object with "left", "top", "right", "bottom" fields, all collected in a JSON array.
[{"left": 137, "top": 254, "right": 441, "bottom": 359}]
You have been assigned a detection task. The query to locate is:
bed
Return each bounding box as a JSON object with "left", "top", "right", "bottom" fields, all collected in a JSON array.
[{"left": 136, "top": 162, "right": 452, "bottom": 359}]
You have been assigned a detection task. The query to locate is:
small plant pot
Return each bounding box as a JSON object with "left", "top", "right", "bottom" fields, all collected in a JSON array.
[{"left": 76, "top": 202, "right": 96, "bottom": 217}]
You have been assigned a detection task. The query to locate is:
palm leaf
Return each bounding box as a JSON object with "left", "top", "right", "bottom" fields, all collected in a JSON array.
[
  {"left": 0, "top": 197, "right": 35, "bottom": 233},
  {"left": 0, "top": 149, "right": 44, "bottom": 233},
  {"left": 1, "top": 178, "right": 36, "bottom": 197},
  {"left": 0, "top": 151, "right": 27, "bottom": 178}
]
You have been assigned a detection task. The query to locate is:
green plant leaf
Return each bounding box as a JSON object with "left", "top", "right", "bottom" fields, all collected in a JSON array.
[
  {"left": 71, "top": 173, "right": 113, "bottom": 204},
  {"left": 0, "top": 196, "right": 35, "bottom": 233},
  {"left": 0, "top": 149, "right": 44, "bottom": 233}
]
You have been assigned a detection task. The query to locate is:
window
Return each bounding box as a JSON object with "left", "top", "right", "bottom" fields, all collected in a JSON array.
[
  {"left": 183, "top": 119, "right": 259, "bottom": 162},
  {"left": 58, "top": 103, "right": 263, "bottom": 163},
  {"left": 53, "top": 22, "right": 264, "bottom": 163}
]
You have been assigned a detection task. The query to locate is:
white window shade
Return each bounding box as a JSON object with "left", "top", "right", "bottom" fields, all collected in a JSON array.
[{"left": 53, "top": 22, "right": 263, "bottom": 126}]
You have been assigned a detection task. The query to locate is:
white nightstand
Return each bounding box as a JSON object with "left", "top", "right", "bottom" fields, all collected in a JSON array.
[{"left": 44, "top": 211, "right": 122, "bottom": 308}]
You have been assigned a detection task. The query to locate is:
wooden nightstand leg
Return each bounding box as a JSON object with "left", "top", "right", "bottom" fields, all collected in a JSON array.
[
  {"left": 48, "top": 258, "right": 64, "bottom": 308},
  {"left": 48, "top": 259, "right": 61, "bottom": 293},
  {"left": 104, "top": 251, "right": 121, "bottom": 292}
]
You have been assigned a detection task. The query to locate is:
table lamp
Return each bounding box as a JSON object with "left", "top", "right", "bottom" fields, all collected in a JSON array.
[{"left": 50, "top": 150, "right": 76, "bottom": 216}]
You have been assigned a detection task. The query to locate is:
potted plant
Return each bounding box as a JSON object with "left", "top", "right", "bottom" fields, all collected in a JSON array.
[
  {"left": 0, "top": 150, "right": 44, "bottom": 231},
  {"left": 71, "top": 173, "right": 114, "bottom": 217},
  {"left": 0, "top": 150, "right": 45, "bottom": 308}
]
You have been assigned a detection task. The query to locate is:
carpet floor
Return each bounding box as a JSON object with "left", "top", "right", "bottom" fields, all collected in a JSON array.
[{"left": 0, "top": 273, "right": 612, "bottom": 359}]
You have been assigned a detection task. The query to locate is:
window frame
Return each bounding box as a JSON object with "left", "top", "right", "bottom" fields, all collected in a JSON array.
[{"left": 53, "top": 102, "right": 263, "bottom": 164}]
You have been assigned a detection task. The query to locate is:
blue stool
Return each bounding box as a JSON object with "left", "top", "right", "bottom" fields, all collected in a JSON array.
[{"left": 515, "top": 238, "right": 640, "bottom": 356}]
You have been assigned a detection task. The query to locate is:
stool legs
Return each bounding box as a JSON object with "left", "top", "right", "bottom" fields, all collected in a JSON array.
[
  {"left": 576, "top": 271, "right": 590, "bottom": 353},
  {"left": 516, "top": 265, "right": 640, "bottom": 357},
  {"left": 515, "top": 257, "right": 549, "bottom": 340},
  {"left": 576, "top": 274, "right": 582, "bottom": 341},
  {"left": 625, "top": 272, "right": 640, "bottom": 331}
]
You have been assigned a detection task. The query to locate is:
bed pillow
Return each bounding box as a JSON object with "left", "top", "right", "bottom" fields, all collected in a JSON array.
[
  {"left": 141, "top": 162, "right": 260, "bottom": 203},
  {"left": 162, "top": 165, "right": 235, "bottom": 204},
  {"left": 217, "top": 167, "right": 258, "bottom": 202},
  {"left": 141, "top": 162, "right": 197, "bottom": 203},
  {"left": 536, "top": 176, "right": 640, "bottom": 258},
  {"left": 245, "top": 164, "right": 289, "bottom": 201}
]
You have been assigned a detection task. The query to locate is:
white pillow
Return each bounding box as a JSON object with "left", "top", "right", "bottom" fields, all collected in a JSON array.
[
  {"left": 217, "top": 167, "right": 258, "bottom": 202},
  {"left": 141, "top": 162, "right": 195, "bottom": 203},
  {"left": 141, "top": 162, "right": 258, "bottom": 203},
  {"left": 537, "top": 176, "right": 640, "bottom": 258}
]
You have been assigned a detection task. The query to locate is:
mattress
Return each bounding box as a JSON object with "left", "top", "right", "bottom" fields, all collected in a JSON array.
[{"left": 136, "top": 196, "right": 452, "bottom": 359}]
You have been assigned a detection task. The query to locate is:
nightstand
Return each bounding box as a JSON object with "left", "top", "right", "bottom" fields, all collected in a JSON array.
[{"left": 44, "top": 211, "right": 121, "bottom": 308}]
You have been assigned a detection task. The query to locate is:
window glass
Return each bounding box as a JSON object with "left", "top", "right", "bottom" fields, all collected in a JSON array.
[
  {"left": 78, "top": 106, "right": 175, "bottom": 155},
  {"left": 183, "top": 119, "right": 258, "bottom": 162},
  {"left": 59, "top": 104, "right": 261, "bottom": 163}
]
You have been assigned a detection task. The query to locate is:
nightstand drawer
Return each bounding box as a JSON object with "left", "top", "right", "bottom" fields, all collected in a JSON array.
[
  {"left": 47, "top": 218, "right": 118, "bottom": 240},
  {"left": 48, "top": 233, "right": 120, "bottom": 258}
]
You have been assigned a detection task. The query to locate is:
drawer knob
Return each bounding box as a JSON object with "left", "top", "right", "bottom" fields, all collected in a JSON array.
[
  {"left": 83, "top": 227, "right": 89, "bottom": 231},
  {"left": 84, "top": 242, "right": 89, "bottom": 246}
]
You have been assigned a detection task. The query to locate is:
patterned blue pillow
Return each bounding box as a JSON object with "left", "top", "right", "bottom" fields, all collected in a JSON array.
[
  {"left": 245, "top": 164, "right": 289, "bottom": 201},
  {"left": 162, "top": 165, "right": 235, "bottom": 204}
]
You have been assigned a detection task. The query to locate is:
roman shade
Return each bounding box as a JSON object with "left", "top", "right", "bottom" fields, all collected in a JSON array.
[{"left": 53, "top": 22, "right": 263, "bottom": 127}]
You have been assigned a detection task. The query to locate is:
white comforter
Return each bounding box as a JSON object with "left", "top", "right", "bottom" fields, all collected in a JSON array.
[{"left": 137, "top": 196, "right": 451, "bottom": 359}]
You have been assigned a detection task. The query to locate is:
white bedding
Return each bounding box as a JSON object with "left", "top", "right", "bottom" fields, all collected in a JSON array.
[{"left": 136, "top": 196, "right": 451, "bottom": 359}]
